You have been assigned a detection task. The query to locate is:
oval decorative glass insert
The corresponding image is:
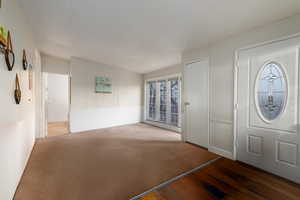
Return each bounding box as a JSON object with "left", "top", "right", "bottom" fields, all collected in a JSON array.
[{"left": 256, "top": 62, "right": 287, "bottom": 121}]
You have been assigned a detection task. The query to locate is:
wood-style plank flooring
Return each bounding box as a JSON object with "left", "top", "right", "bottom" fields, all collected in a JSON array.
[
  {"left": 140, "top": 158, "right": 300, "bottom": 200},
  {"left": 47, "top": 121, "right": 69, "bottom": 137}
]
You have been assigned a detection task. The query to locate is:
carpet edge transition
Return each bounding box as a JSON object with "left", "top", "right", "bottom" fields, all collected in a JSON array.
[{"left": 130, "top": 157, "right": 221, "bottom": 200}]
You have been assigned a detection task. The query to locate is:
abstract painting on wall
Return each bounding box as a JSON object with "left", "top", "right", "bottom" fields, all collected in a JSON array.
[{"left": 95, "top": 77, "right": 112, "bottom": 93}]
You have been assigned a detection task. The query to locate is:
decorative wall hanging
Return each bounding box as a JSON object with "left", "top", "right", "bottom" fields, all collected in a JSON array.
[
  {"left": 22, "top": 49, "right": 28, "bottom": 70},
  {"left": 95, "top": 77, "right": 112, "bottom": 93},
  {"left": 14, "top": 74, "right": 21, "bottom": 104},
  {"left": 0, "top": 31, "right": 15, "bottom": 71},
  {"left": 0, "top": 25, "right": 7, "bottom": 46},
  {"left": 28, "top": 64, "right": 33, "bottom": 90}
]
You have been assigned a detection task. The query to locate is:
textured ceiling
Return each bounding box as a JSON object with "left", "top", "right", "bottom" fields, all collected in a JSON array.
[{"left": 18, "top": 0, "right": 300, "bottom": 73}]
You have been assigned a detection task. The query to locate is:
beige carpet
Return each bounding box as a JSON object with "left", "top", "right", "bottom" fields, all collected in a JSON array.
[{"left": 14, "top": 123, "right": 219, "bottom": 200}]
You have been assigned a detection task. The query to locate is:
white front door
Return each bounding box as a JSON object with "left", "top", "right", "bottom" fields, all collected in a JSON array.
[
  {"left": 237, "top": 37, "right": 300, "bottom": 183},
  {"left": 184, "top": 60, "right": 209, "bottom": 148}
]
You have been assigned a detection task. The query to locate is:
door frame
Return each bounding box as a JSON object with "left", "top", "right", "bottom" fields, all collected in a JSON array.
[
  {"left": 183, "top": 58, "right": 210, "bottom": 147},
  {"left": 233, "top": 32, "right": 300, "bottom": 160},
  {"left": 143, "top": 73, "right": 183, "bottom": 133},
  {"left": 41, "top": 72, "right": 71, "bottom": 138}
]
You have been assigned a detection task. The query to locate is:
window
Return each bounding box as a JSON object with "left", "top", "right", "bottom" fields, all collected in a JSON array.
[
  {"left": 148, "top": 81, "right": 156, "bottom": 120},
  {"left": 146, "top": 76, "right": 181, "bottom": 127},
  {"left": 170, "top": 78, "right": 179, "bottom": 126},
  {"left": 159, "top": 80, "right": 167, "bottom": 122},
  {"left": 256, "top": 62, "right": 287, "bottom": 121}
]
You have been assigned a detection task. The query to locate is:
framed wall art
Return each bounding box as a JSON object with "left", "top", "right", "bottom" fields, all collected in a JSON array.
[{"left": 95, "top": 77, "right": 112, "bottom": 93}]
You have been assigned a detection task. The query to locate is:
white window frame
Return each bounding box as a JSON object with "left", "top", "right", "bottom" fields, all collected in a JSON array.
[{"left": 144, "top": 74, "right": 182, "bottom": 132}]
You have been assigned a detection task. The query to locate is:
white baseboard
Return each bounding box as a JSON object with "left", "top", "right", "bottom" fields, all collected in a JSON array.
[
  {"left": 209, "top": 146, "right": 233, "bottom": 160},
  {"left": 70, "top": 106, "right": 142, "bottom": 133},
  {"left": 71, "top": 122, "right": 141, "bottom": 134}
]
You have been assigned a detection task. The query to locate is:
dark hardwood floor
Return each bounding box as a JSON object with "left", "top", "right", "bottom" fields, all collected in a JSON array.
[{"left": 139, "top": 158, "right": 300, "bottom": 200}]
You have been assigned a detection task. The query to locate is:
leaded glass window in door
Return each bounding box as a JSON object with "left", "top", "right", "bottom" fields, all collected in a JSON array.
[{"left": 256, "top": 62, "right": 287, "bottom": 121}]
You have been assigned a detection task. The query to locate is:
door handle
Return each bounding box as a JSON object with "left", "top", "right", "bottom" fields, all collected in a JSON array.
[{"left": 184, "top": 102, "right": 190, "bottom": 106}]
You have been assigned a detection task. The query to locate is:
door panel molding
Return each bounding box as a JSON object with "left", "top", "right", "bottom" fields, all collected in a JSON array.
[
  {"left": 233, "top": 33, "right": 300, "bottom": 161},
  {"left": 209, "top": 146, "right": 233, "bottom": 160},
  {"left": 210, "top": 118, "right": 232, "bottom": 125},
  {"left": 209, "top": 120, "right": 233, "bottom": 159},
  {"left": 247, "top": 135, "right": 264, "bottom": 156},
  {"left": 234, "top": 35, "right": 300, "bottom": 183},
  {"left": 276, "top": 140, "right": 298, "bottom": 167}
]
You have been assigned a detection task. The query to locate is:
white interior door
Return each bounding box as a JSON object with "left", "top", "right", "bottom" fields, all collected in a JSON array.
[
  {"left": 184, "top": 60, "right": 209, "bottom": 148},
  {"left": 46, "top": 73, "right": 70, "bottom": 123},
  {"left": 237, "top": 37, "right": 300, "bottom": 183}
]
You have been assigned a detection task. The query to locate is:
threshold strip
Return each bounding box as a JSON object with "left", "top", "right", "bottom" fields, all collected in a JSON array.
[{"left": 130, "top": 157, "right": 221, "bottom": 200}]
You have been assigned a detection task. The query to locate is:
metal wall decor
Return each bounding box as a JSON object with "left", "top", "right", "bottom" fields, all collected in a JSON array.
[
  {"left": 0, "top": 25, "right": 6, "bottom": 46},
  {"left": 0, "top": 31, "right": 15, "bottom": 71},
  {"left": 14, "top": 74, "right": 21, "bottom": 104},
  {"left": 22, "top": 49, "right": 28, "bottom": 70},
  {"left": 28, "top": 64, "right": 33, "bottom": 90}
]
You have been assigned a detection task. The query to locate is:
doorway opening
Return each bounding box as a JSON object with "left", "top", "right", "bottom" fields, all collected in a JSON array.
[{"left": 43, "top": 72, "right": 70, "bottom": 137}]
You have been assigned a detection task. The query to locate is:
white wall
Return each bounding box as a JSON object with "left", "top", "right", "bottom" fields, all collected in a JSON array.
[
  {"left": 41, "top": 54, "right": 70, "bottom": 75},
  {"left": 47, "top": 73, "right": 69, "bottom": 122},
  {"left": 183, "top": 14, "right": 300, "bottom": 159},
  {"left": 0, "top": 0, "right": 40, "bottom": 199},
  {"left": 143, "top": 64, "right": 183, "bottom": 80},
  {"left": 70, "top": 57, "right": 143, "bottom": 133}
]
